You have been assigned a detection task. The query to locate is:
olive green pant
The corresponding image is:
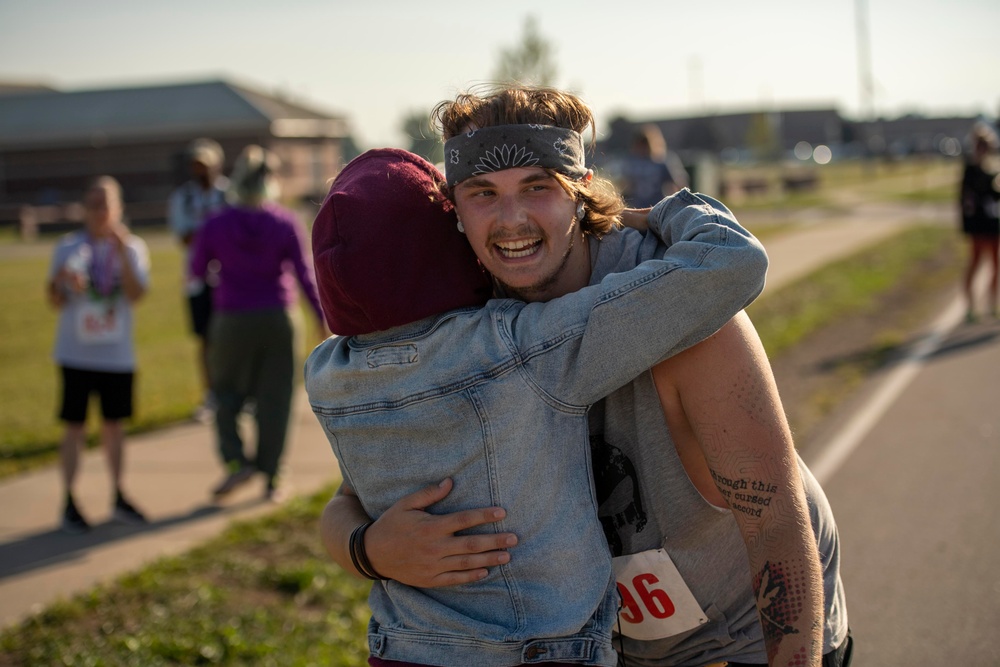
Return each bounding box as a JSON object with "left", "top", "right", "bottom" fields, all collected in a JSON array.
[{"left": 207, "top": 308, "right": 297, "bottom": 480}]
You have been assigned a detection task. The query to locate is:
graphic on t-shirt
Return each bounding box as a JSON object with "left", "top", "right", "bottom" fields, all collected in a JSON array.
[{"left": 590, "top": 434, "right": 647, "bottom": 556}]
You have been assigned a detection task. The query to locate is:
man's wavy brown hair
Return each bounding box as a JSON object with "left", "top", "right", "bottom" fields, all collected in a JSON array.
[{"left": 432, "top": 85, "right": 624, "bottom": 237}]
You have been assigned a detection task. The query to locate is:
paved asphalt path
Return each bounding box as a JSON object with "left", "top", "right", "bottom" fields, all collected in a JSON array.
[{"left": 804, "top": 306, "right": 1000, "bottom": 665}]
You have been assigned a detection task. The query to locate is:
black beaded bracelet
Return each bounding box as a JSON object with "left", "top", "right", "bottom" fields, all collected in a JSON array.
[
  {"left": 348, "top": 522, "right": 370, "bottom": 579},
  {"left": 357, "top": 521, "right": 386, "bottom": 580},
  {"left": 349, "top": 520, "right": 387, "bottom": 581}
]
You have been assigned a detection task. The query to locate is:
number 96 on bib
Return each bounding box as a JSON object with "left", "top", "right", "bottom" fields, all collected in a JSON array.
[{"left": 612, "top": 549, "right": 708, "bottom": 640}]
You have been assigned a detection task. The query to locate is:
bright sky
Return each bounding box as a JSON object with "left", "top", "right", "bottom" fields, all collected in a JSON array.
[{"left": 2, "top": 0, "right": 998, "bottom": 149}]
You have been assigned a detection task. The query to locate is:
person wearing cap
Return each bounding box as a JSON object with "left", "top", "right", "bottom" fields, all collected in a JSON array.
[
  {"left": 190, "top": 145, "right": 326, "bottom": 502},
  {"left": 321, "top": 86, "right": 851, "bottom": 667},
  {"left": 168, "top": 138, "right": 229, "bottom": 420},
  {"left": 306, "top": 147, "right": 767, "bottom": 666}
]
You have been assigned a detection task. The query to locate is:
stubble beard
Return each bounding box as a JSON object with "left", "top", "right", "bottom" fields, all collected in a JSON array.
[{"left": 492, "top": 218, "right": 580, "bottom": 304}]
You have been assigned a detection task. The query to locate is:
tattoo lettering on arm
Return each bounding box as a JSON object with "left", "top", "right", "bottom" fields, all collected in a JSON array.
[
  {"left": 665, "top": 315, "right": 823, "bottom": 665},
  {"left": 704, "top": 450, "right": 797, "bottom": 552},
  {"left": 709, "top": 469, "right": 779, "bottom": 520}
]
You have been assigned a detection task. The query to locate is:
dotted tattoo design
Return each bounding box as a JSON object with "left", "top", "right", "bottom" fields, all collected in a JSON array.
[{"left": 754, "top": 560, "right": 805, "bottom": 663}]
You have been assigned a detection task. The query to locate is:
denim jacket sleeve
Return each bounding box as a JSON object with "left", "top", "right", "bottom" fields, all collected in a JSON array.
[{"left": 508, "top": 188, "right": 768, "bottom": 407}]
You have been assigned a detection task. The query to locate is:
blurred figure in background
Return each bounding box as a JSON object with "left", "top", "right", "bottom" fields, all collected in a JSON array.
[
  {"left": 959, "top": 122, "right": 1000, "bottom": 322},
  {"left": 619, "top": 124, "right": 690, "bottom": 208},
  {"left": 190, "top": 145, "right": 327, "bottom": 502},
  {"left": 46, "top": 176, "right": 150, "bottom": 533},
  {"left": 168, "top": 138, "right": 229, "bottom": 420}
]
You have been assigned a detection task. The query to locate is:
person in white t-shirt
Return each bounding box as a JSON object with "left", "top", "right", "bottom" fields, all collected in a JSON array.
[{"left": 46, "top": 176, "right": 151, "bottom": 534}]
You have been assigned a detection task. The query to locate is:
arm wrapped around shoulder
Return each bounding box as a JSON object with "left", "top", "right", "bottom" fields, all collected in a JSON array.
[{"left": 647, "top": 189, "right": 768, "bottom": 313}]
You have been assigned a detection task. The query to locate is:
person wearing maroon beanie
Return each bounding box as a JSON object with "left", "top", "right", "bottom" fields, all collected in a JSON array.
[
  {"left": 305, "top": 147, "right": 767, "bottom": 666},
  {"left": 311, "top": 148, "right": 492, "bottom": 335}
]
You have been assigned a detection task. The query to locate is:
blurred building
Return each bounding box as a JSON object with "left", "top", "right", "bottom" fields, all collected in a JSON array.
[
  {"left": 602, "top": 108, "right": 842, "bottom": 159},
  {"left": 599, "top": 108, "right": 979, "bottom": 164},
  {"left": 851, "top": 114, "right": 983, "bottom": 157},
  {"left": 595, "top": 107, "right": 980, "bottom": 199},
  {"left": 0, "top": 78, "right": 351, "bottom": 231}
]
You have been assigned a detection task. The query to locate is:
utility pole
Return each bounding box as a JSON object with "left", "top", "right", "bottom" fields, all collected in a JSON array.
[
  {"left": 856, "top": 0, "right": 873, "bottom": 121},
  {"left": 856, "top": 0, "right": 880, "bottom": 164}
]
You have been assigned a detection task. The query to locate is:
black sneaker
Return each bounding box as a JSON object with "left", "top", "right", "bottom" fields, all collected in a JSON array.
[
  {"left": 113, "top": 495, "right": 148, "bottom": 525},
  {"left": 212, "top": 466, "right": 256, "bottom": 498},
  {"left": 61, "top": 500, "right": 91, "bottom": 534}
]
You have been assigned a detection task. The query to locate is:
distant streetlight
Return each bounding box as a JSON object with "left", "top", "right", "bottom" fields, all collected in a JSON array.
[
  {"left": 856, "top": 0, "right": 882, "bottom": 162},
  {"left": 856, "top": 0, "right": 874, "bottom": 123}
]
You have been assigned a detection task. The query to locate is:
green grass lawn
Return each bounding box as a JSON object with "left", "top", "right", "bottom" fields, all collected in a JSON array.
[
  {"left": 0, "top": 232, "right": 202, "bottom": 476},
  {"left": 0, "top": 487, "right": 373, "bottom": 667}
]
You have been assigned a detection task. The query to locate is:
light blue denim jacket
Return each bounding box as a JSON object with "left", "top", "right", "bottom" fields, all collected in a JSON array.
[{"left": 305, "top": 190, "right": 768, "bottom": 667}]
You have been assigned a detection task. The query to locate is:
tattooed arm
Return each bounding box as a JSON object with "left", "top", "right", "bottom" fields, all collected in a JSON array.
[{"left": 651, "top": 311, "right": 824, "bottom": 666}]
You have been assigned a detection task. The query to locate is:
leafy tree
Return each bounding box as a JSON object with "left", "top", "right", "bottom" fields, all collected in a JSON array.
[
  {"left": 493, "top": 16, "right": 557, "bottom": 86},
  {"left": 402, "top": 110, "right": 443, "bottom": 165}
]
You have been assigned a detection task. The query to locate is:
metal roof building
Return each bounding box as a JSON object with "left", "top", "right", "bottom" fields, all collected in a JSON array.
[{"left": 0, "top": 79, "right": 351, "bottom": 228}]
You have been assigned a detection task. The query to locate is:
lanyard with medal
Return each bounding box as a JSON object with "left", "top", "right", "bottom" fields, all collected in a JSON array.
[{"left": 75, "top": 238, "right": 126, "bottom": 345}]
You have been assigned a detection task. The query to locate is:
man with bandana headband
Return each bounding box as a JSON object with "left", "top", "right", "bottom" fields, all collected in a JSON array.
[
  {"left": 320, "top": 87, "right": 851, "bottom": 667},
  {"left": 306, "top": 146, "right": 766, "bottom": 666}
]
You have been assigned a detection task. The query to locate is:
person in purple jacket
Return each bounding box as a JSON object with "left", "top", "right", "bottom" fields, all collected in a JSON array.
[{"left": 190, "top": 145, "right": 327, "bottom": 502}]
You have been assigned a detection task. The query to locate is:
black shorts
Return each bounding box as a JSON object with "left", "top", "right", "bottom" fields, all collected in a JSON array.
[
  {"left": 59, "top": 366, "right": 134, "bottom": 423},
  {"left": 188, "top": 285, "right": 214, "bottom": 338}
]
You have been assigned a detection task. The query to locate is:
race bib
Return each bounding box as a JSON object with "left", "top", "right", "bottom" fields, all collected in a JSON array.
[
  {"left": 76, "top": 301, "right": 124, "bottom": 344},
  {"left": 613, "top": 549, "right": 708, "bottom": 640}
]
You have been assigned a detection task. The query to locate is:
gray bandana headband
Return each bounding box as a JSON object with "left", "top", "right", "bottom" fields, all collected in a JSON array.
[{"left": 443, "top": 124, "right": 588, "bottom": 187}]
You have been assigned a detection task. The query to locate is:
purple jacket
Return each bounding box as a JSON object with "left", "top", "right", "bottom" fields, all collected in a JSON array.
[{"left": 190, "top": 202, "right": 323, "bottom": 319}]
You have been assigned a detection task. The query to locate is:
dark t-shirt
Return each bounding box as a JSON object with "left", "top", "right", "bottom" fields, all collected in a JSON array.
[{"left": 961, "top": 162, "right": 1000, "bottom": 236}]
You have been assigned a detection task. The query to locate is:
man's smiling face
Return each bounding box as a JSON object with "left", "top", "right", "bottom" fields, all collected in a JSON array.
[{"left": 453, "top": 166, "right": 590, "bottom": 302}]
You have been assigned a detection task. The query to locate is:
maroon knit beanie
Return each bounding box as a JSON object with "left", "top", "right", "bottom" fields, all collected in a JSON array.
[{"left": 312, "top": 148, "right": 493, "bottom": 336}]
